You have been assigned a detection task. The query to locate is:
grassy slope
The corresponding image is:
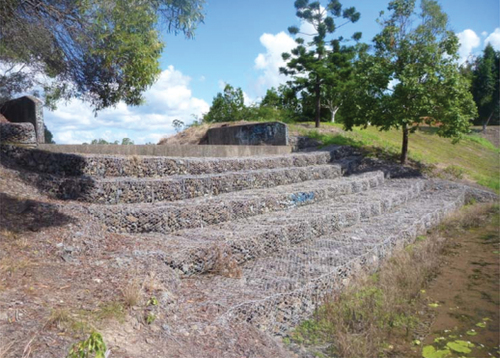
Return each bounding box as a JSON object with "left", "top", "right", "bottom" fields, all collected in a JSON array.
[{"left": 294, "top": 123, "right": 499, "bottom": 192}]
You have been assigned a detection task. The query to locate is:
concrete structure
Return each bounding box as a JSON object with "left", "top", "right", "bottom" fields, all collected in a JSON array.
[
  {"left": 206, "top": 122, "right": 288, "bottom": 146},
  {"left": 37, "top": 144, "right": 292, "bottom": 157},
  {"left": 0, "top": 96, "right": 45, "bottom": 144}
]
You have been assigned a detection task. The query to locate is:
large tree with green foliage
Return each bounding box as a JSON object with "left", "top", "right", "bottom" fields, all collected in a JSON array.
[
  {"left": 0, "top": 0, "right": 205, "bottom": 110},
  {"left": 203, "top": 84, "right": 247, "bottom": 123},
  {"left": 280, "top": 0, "right": 361, "bottom": 128},
  {"left": 470, "top": 44, "right": 500, "bottom": 130},
  {"left": 341, "top": 0, "right": 477, "bottom": 164}
]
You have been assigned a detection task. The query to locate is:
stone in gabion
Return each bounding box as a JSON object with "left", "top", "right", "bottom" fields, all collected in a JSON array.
[{"left": 0, "top": 123, "right": 36, "bottom": 147}]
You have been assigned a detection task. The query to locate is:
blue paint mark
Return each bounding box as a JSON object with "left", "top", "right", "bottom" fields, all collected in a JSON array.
[{"left": 289, "top": 191, "right": 315, "bottom": 206}]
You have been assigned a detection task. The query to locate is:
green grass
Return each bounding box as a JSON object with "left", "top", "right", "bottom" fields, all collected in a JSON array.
[{"left": 298, "top": 123, "right": 499, "bottom": 192}]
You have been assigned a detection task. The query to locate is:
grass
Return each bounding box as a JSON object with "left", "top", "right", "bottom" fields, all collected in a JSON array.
[
  {"left": 122, "top": 280, "right": 142, "bottom": 308},
  {"left": 288, "top": 203, "right": 498, "bottom": 358},
  {"left": 298, "top": 123, "right": 499, "bottom": 192}
]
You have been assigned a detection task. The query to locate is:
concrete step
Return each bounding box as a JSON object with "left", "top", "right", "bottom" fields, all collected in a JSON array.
[
  {"left": 189, "top": 184, "right": 466, "bottom": 334},
  {"left": 90, "top": 171, "right": 384, "bottom": 234},
  {"left": 58, "top": 163, "right": 347, "bottom": 204},
  {"left": 1, "top": 145, "right": 353, "bottom": 178},
  {"left": 156, "top": 178, "right": 427, "bottom": 275}
]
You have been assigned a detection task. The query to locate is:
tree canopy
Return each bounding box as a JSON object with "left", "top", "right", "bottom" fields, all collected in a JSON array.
[
  {"left": 280, "top": 0, "right": 361, "bottom": 128},
  {"left": 341, "top": 0, "right": 477, "bottom": 164},
  {"left": 0, "top": 0, "right": 205, "bottom": 110},
  {"left": 203, "top": 84, "right": 246, "bottom": 123},
  {"left": 469, "top": 44, "right": 500, "bottom": 128}
]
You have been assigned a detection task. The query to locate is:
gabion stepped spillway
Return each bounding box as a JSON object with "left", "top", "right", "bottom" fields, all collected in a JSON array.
[{"left": 2, "top": 144, "right": 495, "bottom": 335}]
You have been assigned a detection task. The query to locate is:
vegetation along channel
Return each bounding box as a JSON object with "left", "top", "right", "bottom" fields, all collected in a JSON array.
[{"left": 287, "top": 204, "right": 500, "bottom": 358}]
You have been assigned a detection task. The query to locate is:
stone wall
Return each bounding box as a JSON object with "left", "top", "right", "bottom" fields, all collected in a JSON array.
[
  {"left": 0, "top": 96, "right": 45, "bottom": 143},
  {"left": 206, "top": 122, "right": 288, "bottom": 146},
  {"left": 1, "top": 144, "right": 349, "bottom": 178},
  {"left": 37, "top": 143, "right": 292, "bottom": 157},
  {"left": 0, "top": 122, "right": 37, "bottom": 147}
]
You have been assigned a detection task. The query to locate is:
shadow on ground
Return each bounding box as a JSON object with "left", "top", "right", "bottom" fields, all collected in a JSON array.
[{"left": 0, "top": 193, "right": 75, "bottom": 233}]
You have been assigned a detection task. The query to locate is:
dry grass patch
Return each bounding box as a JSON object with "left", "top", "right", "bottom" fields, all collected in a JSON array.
[
  {"left": 0, "top": 257, "right": 32, "bottom": 274},
  {"left": 122, "top": 279, "right": 142, "bottom": 308},
  {"left": 0, "top": 229, "right": 29, "bottom": 250},
  {"left": 0, "top": 341, "right": 15, "bottom": 358},
  {"left": 209, "top": 245, "right": 242, "bottom": 279}
]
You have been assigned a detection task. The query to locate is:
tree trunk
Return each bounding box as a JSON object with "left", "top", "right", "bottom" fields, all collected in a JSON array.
[
  {"left": 483, "top": 111, "right": 494, "bottom": 134},
  {"left": 401, "top": 124, "right": 409, "bottom": 164},
  {"left": 330, "top": 106, "right": 339, "bottom": 123},
  {"left": 315, "top": 82, "right": 321, "bottom": 128}
]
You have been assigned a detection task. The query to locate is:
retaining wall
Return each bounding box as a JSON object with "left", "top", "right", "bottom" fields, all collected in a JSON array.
[
  {"left": 37, "top": 144, "right": 292, "bottom": 157},
  {"left": 0, "top": 122, "right": 37, "bottom": 147}
]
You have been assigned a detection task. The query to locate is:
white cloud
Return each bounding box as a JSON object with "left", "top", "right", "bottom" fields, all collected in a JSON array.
[
  {"left": 481, "top": 31, "right": 488, "bottom": 37},
  {"left": 45, "top": 66, "right": 209, "bottom": 144},
  {"left": 457, "top": 29, "right": 481, "bottom": 64},
  {"left": 485, "top": 28, "right": 500, "bottom": 50},
  {"left": 243, "top": 91, "right": 254, "bottom": 106},
  {"left": 217, "top": 80, "right": 226, "bottom": 90},
  {"left": 252, "top": 6, "right": 326, "bottom": 97},
  {"left": 253, "top": 31, "right": 296, "bottom": 96}
]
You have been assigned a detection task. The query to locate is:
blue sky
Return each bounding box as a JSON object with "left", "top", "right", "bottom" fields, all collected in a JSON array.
[{"left": 45, "top": 0, "right": 500, "bottom": 144}]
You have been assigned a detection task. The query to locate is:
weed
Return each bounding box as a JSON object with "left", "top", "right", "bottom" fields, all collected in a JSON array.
[
  {"left": 147, "top": 296, "right": 158, "bottom": 306},
  {"left": 145, "top": 312, "right": 156, "bottom": 325},
  {"left": 442, "top": 165, "right": 465, "bottom": 179},
  {"left": 96, "top": 302, "right": 125, "bottom": 323},
  {"left": 47, "top": 308, "right": 92, "bottom": 334},
  {"left": 209, "top": 245, "right": 242, "bottom": 279},
  {"left": 465, "top": 134, "right": 499, "bottom": 152},
  {"left": 47, "top": 309, "right": 72, "bottom": 329},
  {"left": 141, "top": 271, "right": 164, "bottom": 294},
  {"left": 0, "top": 257, "right": 32, "bottom": 274},
  {"left": 0, "top": 230, "right": 29, "bottom": 249},
  {"left": 67, "top": 331, "right": 107, "bottom": 358},
  {"left": 122, "top": 280, "right": 141, "bottom": 308},
  {"left": 441, "top": 203, "right": 497, "bottom": 230}
]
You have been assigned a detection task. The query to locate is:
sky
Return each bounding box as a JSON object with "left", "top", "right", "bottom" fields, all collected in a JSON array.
[{"left": 44, "top": 0, "right": 500, "bottom": 144}]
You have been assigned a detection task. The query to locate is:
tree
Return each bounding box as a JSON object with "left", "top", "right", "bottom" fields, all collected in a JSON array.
[
  {"left": 172, "top": 119, "right": 185, "bottom": 133},
  {"left": 470, "top": 44, "right": 500, "bottom": 131},
  {"left": 280, "top": 0, "right": 361, "bottom": 128},
  {"left": 203, "top": 84, "right": 247, "bottom": 123},
  {"left": 121, "top": 138, "right": 134, "bottom": 145},
  {"left": 260, "top": 88, "right": 282, "bottom": 109},
  {"left": 321, "top": 43, "right": 362, "bottom": 123},
  {"left": 44, "top": 125, "right": 56, "bottom": 144},
  {"left": 0, "top": 0, "right": 205, "bottom": 110},
  {"left": 341, "top": 0, "right": 477, "bottom": 164}
]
